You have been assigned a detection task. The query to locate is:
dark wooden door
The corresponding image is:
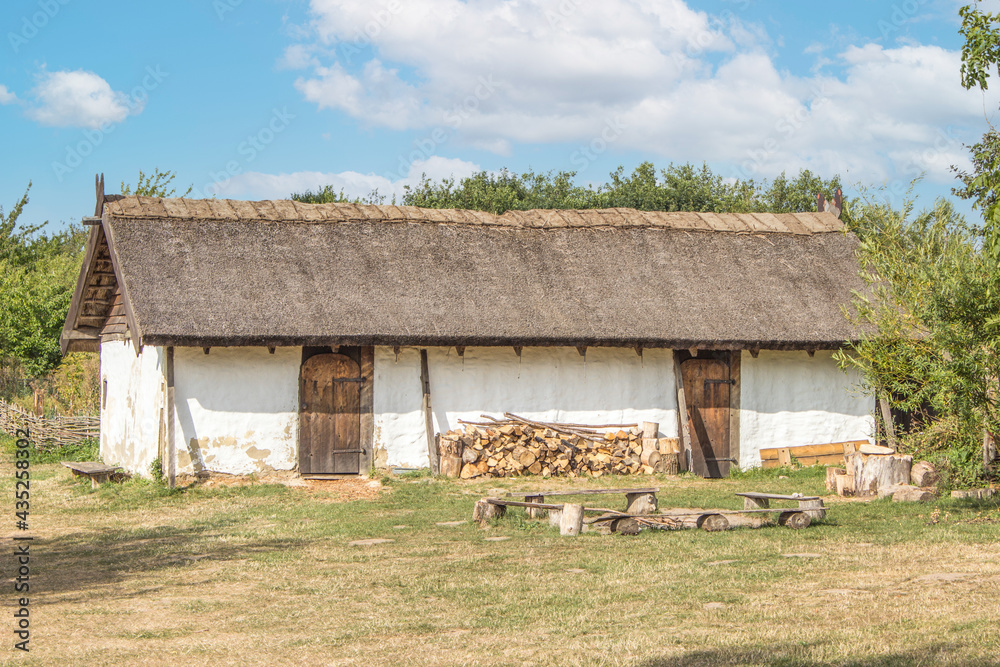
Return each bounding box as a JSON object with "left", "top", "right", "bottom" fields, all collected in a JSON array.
[
  {"left": 299, "top": 354, "right": 362, "bottom": 474},
  {"left": 682, "top": 357, "right": 732, "bottom": 478}
]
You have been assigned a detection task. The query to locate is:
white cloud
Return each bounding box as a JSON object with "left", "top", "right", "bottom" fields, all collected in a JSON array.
[
  {"left": 206, "top": 155, "right": 481, "bottom": 201},
  {"left": 288, "top": 0, "right": 997, "bottom": 186},
  {"left": 26, "top": 70, "right": 140, "bottom": 129},
  {"left": 0, "top": 85, "right": 17, "bottom": 105}
]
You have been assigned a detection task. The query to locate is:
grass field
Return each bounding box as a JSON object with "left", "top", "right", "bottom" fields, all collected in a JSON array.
[{"left": 1, "top": 436, "right": 999, "bottom": 666}]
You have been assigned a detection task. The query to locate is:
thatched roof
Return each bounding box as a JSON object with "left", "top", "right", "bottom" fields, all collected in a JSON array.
[{"left": 62, "top": 195, "right": 865, "bottom": 352}]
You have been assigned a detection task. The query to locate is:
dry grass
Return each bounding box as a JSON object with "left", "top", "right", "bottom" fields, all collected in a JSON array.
[{"left": 2, "top": 445, "right": 999, "bottom": 667}]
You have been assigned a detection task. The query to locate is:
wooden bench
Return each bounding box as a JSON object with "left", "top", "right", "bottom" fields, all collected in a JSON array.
[
  {"left": 735, "top": 492, "right": 826, "bottom": 520},
  {"left": 506, "top": 487, "right": 659, "bottom": 517},
  {"left": 62, "top": 462, "right": 123, "bottom": 489}
]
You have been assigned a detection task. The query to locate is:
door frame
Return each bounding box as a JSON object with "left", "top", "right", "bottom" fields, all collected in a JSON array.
[
  {"left": 297, "top": 346, "right": 374, "bottom": 476},
  {"left": 674, "top": 349, "right": 741, "bottom": 477}
]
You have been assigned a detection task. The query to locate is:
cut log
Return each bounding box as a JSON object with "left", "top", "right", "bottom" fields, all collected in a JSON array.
[
  {"left": 548, "top": 509, "right": 562, "bottom": 527},
  {"left": 892, "top": 486, "right": 934, "bottom": 502},
  {"left": 697, "top": 514, "right": 730, "bottom": 532},
  {"left": 743, "top": 496, "right": 769, "bottom": 510},
  {"left": 826, "top": 467, "right": 846, "bottom": 492},
  {"left": 625, "top": 492, "right": 658, "bottom": 515},
  {"left": 851, "top": 452, "right": 912, "bottom": 497},
  {"left": 462, "top": 448, "right": 480, "bottom": 464},
  {"left": 440, "top": 455, "right": 463, "bottom": 478},
  {"left": 835, "top": 473, "right": 854, "bottom": 497},
  {"left": 778, "top": 511, "right": 811, "bottom": 530},
  {"left": 640, "top": 449, "right": 661, "bottom": 468},
  {"left": 473, "top": 498, "right": 506, "bottom": 525},
  {"left": 560, "top": 503, "right": 584, "bottom": 536},
  {"left": 640, "top": 422, "right": 659, "bottom": 439},
  {"left": 612, "top": 517, "right": 642, "bottom": 535},
  {"left": 524, "top": 495, "right": 546, "bottom": 519},
  {"left": 798, "top": 499, "right": 826, "bottom": 521},
  {"left": 910, "top": 461, "right": 939, "bottom": 487}
]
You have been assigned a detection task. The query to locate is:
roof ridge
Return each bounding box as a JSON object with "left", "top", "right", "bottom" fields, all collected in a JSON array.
[{"left": 102, "top": 195, "right": 845, "bottom": 234}]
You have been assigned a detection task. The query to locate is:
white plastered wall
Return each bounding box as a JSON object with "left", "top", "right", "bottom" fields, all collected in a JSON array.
[
  {"left": 739, "top": 350, "right": 874, "bottom": 469},
  {"left": 100, "top": 340, "right": 165, "bottom": 477},
  {"left": 172, "top": 347, "right": 300, "bottom": 475},
  {"left": 373, "top": 346, "right": 678, "bottom": 468}
]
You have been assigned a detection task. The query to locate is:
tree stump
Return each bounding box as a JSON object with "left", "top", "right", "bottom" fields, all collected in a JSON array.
[
  {"left": 560, "top": 503, "right": 584, "bottom": 536},
  {"left": 826, "top": 467, "right": 846, "bottom": 492},
  {"left": 697, "top": 514, "right": 730, "bottom": 532},
  {"left": 851, "top": 452, "right": 912, "bottom": 497},
  {"left": 525, "top": 495, "right": 546, "bottom": 519},
  {"left": 548, "top": 509, "right": 562, "bottom": 528},
  {"left": 612, "top": 517, "right": 642, "bottom": 535},
  {"left": 910, "top": 461, "right": 939, "bottom": 487},
  {"left": 743, "top": 496, "right": 769, "bottom": 510},
  {"left": 778, "top": 511, "right": 811, "bottom": 529},
  {"left": 798, "top": 499, "right": 826, "bottom": 521},
  {"left": 440, "top": 455, "right": 463, "bottom": 478},
  {"left": 626, "top": 492, "right": 658, "bottom": 515},
  {"left": 472, "top": 499, "right": 506, "bottom": 526}
]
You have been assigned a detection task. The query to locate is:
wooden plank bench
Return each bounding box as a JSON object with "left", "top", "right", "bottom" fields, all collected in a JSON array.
[
  {"left": 735, "top": 492, "right": 825, "bottom": 520},
  {"left": 62, "top": 462, "right": 122, "bottom": 489},
  {"left": 506, "top": 487, "right": 659, "bottom": 517}
]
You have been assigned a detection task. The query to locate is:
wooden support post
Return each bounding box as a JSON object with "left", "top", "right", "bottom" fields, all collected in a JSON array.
[
  {"left": 560, "top": 503, "right": 584, "bottom": 536},
  {"left": 878, "top": 393, "right": 897, "bottom": 451},
  {"left": 166, "top": 347, "right": 176, "bottom": 489},
  {"left": 548, "top": 509, "right": 562, "bottom": 528},
  {"left": 984, "top": 430, "right": 996, "bottom": 467},
  {"left": 525, "top": 495, "right": 546, "bottom": 519},
  {"left": 743, "top": 496, "right": 769, "bottom": 510},
  {"left": 473, "top": 499, "right": 505, "bottom": 526},
  {"left": 798, "top": 499, "right": 826, "bottom": 521},
  {"left": 626, "top": 492, "right": 657, "bottom": 515},
  {"left": 673, "top": 353, "right": 693, "bottom": 473},
  {"left": 420, "top": 349, "right": 438, "bottom": 474}
]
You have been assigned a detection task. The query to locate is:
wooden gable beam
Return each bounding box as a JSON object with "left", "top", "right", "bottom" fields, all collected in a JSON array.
[
  {"left": 60, "top": 224, "right": 107, "bottom": 355},
  {"left": 101, "top": 211, "right": 143, "bottom": 355}
]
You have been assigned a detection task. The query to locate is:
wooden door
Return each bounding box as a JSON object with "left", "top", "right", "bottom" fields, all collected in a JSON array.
[
  {"left": 682, "top": 357, "right": 732, "bottom": 478},
  {"left": 299, "top": 354, "right": 362, "bottom": 474}
]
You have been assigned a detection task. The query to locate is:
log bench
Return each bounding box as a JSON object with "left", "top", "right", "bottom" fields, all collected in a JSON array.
[
  {"left": 506, "top": 487, "right": 659, "bottom": 518},
  {"left": 62, "top": 462, "right": 123, "bottom": 489},
  {"left": 735, "top": 492, "right": 826, "bottom": 520}
]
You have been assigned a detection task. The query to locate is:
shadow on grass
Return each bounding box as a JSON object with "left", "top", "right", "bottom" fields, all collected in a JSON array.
[
  {"left": 637, "top": 643, "right": 1000, "bottom": 667},
  {"left": 30, "top": 515, "right": 311, "bottom": 603}
]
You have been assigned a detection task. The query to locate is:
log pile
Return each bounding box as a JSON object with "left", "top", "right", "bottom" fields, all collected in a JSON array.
[{"left": 439, "top": 413, "right": 682, "bottom": 479}]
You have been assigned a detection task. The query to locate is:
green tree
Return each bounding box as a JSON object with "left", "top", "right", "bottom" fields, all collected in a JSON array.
[
  {"left": 0, "top": 184, "right": 86, "bottom": 376},
  {"left": 120, "top": 168, "right": 192, "bottom": 198},
  {"left": 838, "top": 2, "right": 1000, "bottom": 485},
  {"left": 393, "top": 162, "right": 843, "bottom": 216}
]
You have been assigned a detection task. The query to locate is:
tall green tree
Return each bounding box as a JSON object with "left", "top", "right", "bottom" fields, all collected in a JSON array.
[{"left": 840, "top": 2, "right": 1000, "bottom": 485}]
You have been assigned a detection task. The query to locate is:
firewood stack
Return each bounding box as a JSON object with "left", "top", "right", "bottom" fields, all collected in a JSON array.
[{"left": 438, "top": 413, "right": 682, "bottom": 479}]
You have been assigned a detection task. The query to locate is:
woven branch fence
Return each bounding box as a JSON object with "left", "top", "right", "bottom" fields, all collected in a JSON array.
[{"left": 0, "top": 399, "right": 99, "bottom": 449}]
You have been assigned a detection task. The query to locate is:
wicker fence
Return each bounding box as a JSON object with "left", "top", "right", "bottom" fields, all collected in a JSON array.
[{"left": 0, "top": 399, "right": 99, "bottom": 448}]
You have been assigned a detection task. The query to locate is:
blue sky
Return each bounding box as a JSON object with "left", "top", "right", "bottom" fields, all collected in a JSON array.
[{"left": 2, "top": 0, "right": 998, "bottom": 231}]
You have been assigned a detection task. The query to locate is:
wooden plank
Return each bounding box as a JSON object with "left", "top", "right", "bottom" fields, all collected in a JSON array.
[
  {"left": 506, "top": 487, "right": 658, "bottom": 497},
  {"left": 760, "top": 441, "right": 867, "bottom": 460},
  {"left": 673, "top": 352, "right": 693, "bottom": 473},
  {"left": 166, "top": 347, "right": 176, "bottom": 489},
  {"left": 332, "top": 355, "right": 362, "bottom": 474},
  {"left": 359, "top": 346, "right": 374, "bottom": 475},
  {"left": 761, "top": 453, "right": 847, "bottom": 468},
  {"left": 62, "top": 462, "right": 119, "bottom": 474},
  {"left": 736, "top": 492, "right": 821, "bottom": 501},
  {"left": 420, "top": 349, "right": 438, "bottom": 474}
]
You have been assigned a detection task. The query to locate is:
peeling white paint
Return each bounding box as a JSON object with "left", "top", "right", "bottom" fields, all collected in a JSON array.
[
  {"left": 172, "top": 347, "right": 300, "bottom": 475},
  {"left": 100, "top": 341, "right": 164, "bottom": 477},
  {"left": 373, "top": 346, "right": 679, "bottom": 468},
  {"left": 739, "top": 350, "right": 874, "bottom": 469}
]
